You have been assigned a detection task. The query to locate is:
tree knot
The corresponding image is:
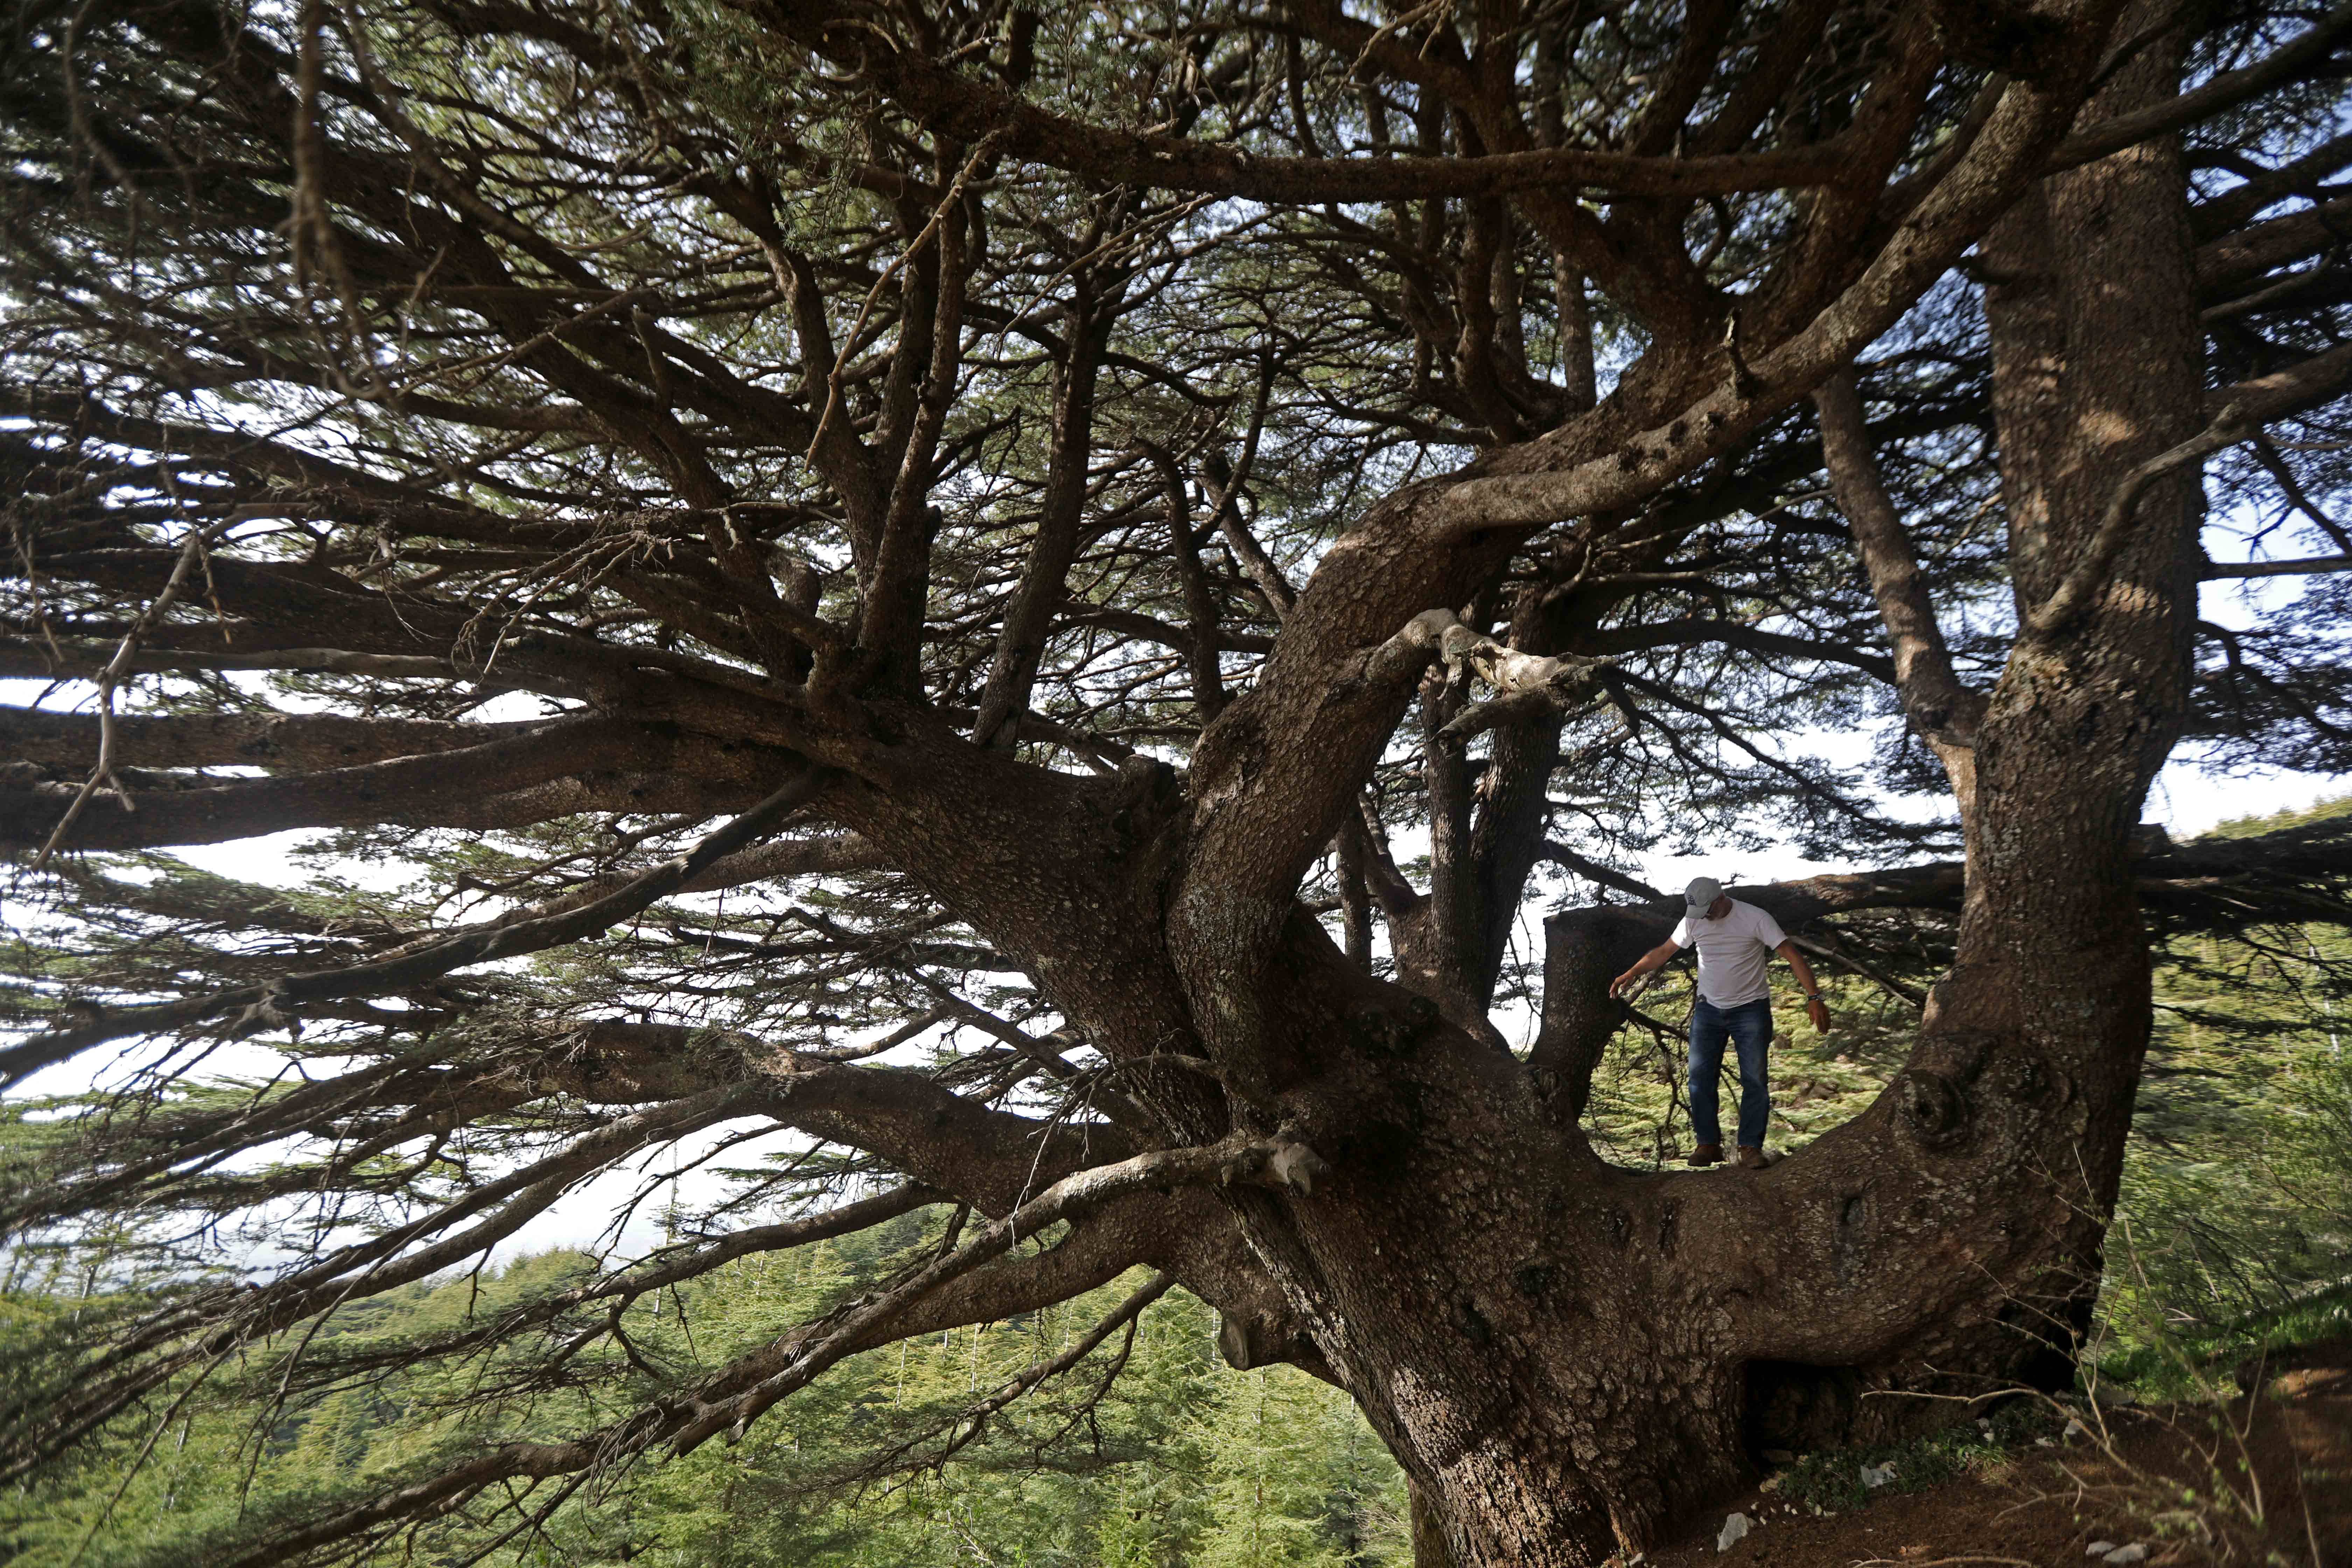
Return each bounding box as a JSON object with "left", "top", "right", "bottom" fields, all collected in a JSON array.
[{"left": 1894, "top": 1068, "right": 1972, "bottom": 1150}]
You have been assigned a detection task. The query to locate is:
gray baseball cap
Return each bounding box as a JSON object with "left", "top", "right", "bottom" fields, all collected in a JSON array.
[{"left": 1685, "top": 876, "right": 1724, "bottom": 911}]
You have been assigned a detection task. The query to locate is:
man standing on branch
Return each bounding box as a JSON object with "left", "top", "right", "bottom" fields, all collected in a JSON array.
[{"left": 1610, "top": 878, "right": 1833, "bottom": 1169}]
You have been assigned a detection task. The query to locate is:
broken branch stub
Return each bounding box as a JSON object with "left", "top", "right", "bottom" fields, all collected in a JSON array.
[{"left": 1432, "top": 620, "right": 1614, "bottom": 742}]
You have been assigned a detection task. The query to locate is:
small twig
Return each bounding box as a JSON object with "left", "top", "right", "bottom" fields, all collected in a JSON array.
[
  {"left": 2026, "top": 404, "right": 2254, "bottom": 643},
  {"left": 805, "top": 134, "right": 1001, "bottom": 464},
  {"left": 30, "top": 527, "right": 219, "bottom": 871}
]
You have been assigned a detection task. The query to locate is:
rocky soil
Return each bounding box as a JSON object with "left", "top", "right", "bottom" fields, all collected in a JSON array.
[{"left": 1635, "top": 1340, "right": 2352, "bottom": 1568}]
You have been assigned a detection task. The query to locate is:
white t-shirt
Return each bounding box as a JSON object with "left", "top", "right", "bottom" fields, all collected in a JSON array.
[{"left": 1669, "top": 898, "right": 1788, "bottom": 1008}]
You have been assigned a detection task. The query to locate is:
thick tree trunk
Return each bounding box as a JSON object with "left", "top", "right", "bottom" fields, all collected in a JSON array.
[
  {"left": 1809, "top": 0, "right": 2205, "bottom": 1424},
  {"left": 1179, "top": 922, "right": 1752, "bottom": 1565},
  {"left": 808, "top": 16, "right": 2200, "bottom": 1565},
  {"left": 1181, "top": 20, "right": 2207, "bottom": 1563},
  {"left": 1407, "top": 1478, "right": 1458, "bottom": 1568}
]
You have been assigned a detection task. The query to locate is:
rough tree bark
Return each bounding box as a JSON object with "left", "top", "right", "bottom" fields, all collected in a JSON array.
[
  {"left": 10, "top": 2, "right": 2351, "bottom": 1566},
  {"left": 1142, "top": 13, "right": 2216, "bottom": 1562}
]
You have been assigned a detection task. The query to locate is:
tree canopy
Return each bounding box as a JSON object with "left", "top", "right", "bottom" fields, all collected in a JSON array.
[{"left": 6, "top": 0, "right": 2352, "bottom": 1563}]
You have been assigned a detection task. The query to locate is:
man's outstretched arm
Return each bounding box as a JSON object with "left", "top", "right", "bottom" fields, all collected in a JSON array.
[
  {"left": 1775, "top": 941, "right": 1833, "bottom": 1033},
  {"left": 1609, "top": 941, "right": 1682, "bottom": 998}
]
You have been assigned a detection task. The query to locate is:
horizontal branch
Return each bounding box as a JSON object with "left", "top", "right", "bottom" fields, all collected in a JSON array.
[
  {"left": 441, "top": 832, "right": 887, "bottom": 939},
  {"left": 1584, "top": 617, "right": 1898, "bottom": 683},
  {"left": 2196, "top": 194, "right": 2352, "bottom": 294},
  {"left": 0, "top": 767, "right": 833, "bottom": 1087},
  {"left": 760, "top": 2, "right": 1853, "bottom": 202},
  {"left": 2202, "top": 552, "right": 2352, "bottom": 578},
  {"left": 0, "top": 635, "right": 590, "bottom": 698},
  {"left": 1537, "top": 842, "right": 1668, "bottom": 904},
  {"left": 2048, "top": 0, "right": 2352, "bottom": 173},
  {"left": 0, "top": 706, "right": 545, "bottom": 773},
  {"left": 1562, "top": 818, "right": 2352, "bottom": 938},
  {"left": 0, "top": 716, "right": 718, "bottom": 850},
  {"left": 1058, "top": 602, "right": 1276, "bottom": 655}
]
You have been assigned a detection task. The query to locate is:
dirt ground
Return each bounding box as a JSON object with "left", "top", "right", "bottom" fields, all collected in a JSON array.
[{"left": 1637, "top": 1341, "right": 2352, "bottom": 1568}]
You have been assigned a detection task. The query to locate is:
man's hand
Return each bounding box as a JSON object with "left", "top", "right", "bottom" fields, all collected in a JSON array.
[
  {"left": 1775, "top": 940, "right": 1831, "bottom": 1034},
  {"left": 1612, "top": 941, "right": 1680, "bottom": 1000}
]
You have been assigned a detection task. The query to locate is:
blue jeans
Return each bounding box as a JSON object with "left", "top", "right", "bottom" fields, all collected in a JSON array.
[{"left": 1688, "top": 997, "right": 1772, "bottom": 1149}]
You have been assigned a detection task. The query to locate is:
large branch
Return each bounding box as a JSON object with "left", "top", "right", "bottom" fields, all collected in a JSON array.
[
  {"left": 552, "top": 1021, "right": 1146, "bottom": 1216},
  {"left": 1169, "top": 27, "right": 2117, "bottom": 1029},
  {"left": 0, "top": 767, "right": 833, "bottom": 1087},
  {"left": 11, "top": 544, "right": 799, "bottom": 702},
  {"left": 750, "top": 0, "right": 1853, "bottom": 202},
  {"left": 2196, "top": 193, "right": 2352, "bottom": 295},
  {"left": 0, "top": 706, "right": 545, "bottom": 773},
  {"left": 1814, "top": 369, "right": 1987, "bottom": 796},
  {"left": 0, "top": 716, "right": 774, "bottom": 850}
]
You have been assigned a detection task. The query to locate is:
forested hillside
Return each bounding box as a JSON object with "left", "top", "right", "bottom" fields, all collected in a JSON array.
[
  {"left": 8, "top": 807, "right": 2347, "bottom": 1566},
  {"left": 4, "top": 1193, "right": 1411, "bottom": 1566}
]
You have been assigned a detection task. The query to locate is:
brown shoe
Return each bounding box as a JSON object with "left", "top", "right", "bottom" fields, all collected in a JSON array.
[
  {"left": 1735, "top": 1145, "right": 1768, "bottom": 1169},
  {"left": 1685, "top": 1143, "right": 1724, "bottom": 1167}
]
